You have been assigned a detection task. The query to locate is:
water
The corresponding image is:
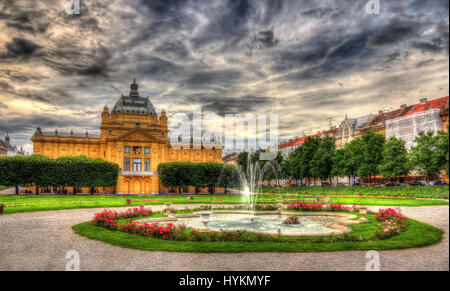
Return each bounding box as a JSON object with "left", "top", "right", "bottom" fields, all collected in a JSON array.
[
  {"left": 174, "top": 214, "right": 339, "bottom": 236},
  {"left": 231, "top": 152, "right": 282, "bottom": 213}
]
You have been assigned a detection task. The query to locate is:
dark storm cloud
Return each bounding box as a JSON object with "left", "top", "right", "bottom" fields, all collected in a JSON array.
[
  {"left": 248, "top": 28, "right": 279, "bottom": 51},
  {"left": 7, "top": 88, "right": 73, "bottom": 104},
  {"left": 300, "top": 7, "right": 334, "bottom": 18},
  {"left": 180, "top": 94, "right": 275, "bottom": 115},
  {"left": 368, "top": 18, "right": 420, "bottom": 46},
  {"left": 41, "top": 46, "right": 111, "bottom": 78},
  {"left": 2, "top": 38, "right": 42, "bottom": 58},
  {"left": 183, "top": 70, "right": 243, "bottom": 88},
  {"left": 0, "top": 0, "right": 449, "bottom": 151},
  {"left": 413, "top": 20, "right": 449, "bottom": 53},
  {"left": 154, "top": 41, "right": 190, "bottom": 59}
]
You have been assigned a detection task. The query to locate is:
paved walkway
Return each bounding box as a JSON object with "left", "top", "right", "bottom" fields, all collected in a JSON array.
[
  {"left": 0, "top": 204, "right": 448, "bottom": 271},
  {"left": 0, "top": 187, "right": 25, "bottom": 195}
]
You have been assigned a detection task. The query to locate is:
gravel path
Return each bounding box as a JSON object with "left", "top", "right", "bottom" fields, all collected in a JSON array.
[{"left": 0, "top": 204, "right": 448, "bottom": 271}]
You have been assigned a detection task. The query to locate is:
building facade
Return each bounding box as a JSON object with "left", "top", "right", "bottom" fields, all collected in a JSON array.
[
  {"left": 32, "top": 80, "right": 222, "bottom": 194},
  {"left": 0, "top": 140, "right": 6, "bottom": 157},
  {"left": 335, "top": 114, "right": 375, "bottom": 148},
  {"left": 0, "top": 133, "right": 25, "bottom": 157},
  {"left": 222, "top": 152, "right": 239, "bottom": 165}
]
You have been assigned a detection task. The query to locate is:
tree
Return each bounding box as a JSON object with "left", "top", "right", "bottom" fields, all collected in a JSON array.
[
  {"left": 358, "top": 130, "right": 386, "bottom": 183},
  {"left": 380, "top": 137, "right": 410, "bottom": 182},
  {"left": 311, "top": 136, "right": 336, "bottom": 183},
  {"left": 332, "top": 147, "right": 352, "bottom": 185},
  {"left": 346, "top": 138, "right": 364, "bottom": 185},
  {"left": 158, "top": 162, "right": 224, "bottom": 194},
  {"left": 217, "top": 164, "right": 240, "bottom": 194},
  {"left": 437, "top": 126, "right": 449, "bottom": 179},
  {"left": 0, "top": 156, "right": 32, "bottom": 194},
  {"left": 284, "top": 146, "right": 303, "bottom": 185},
  {"left": 299, "top": 137, "right": 320, "bottom": 185},
  {"left": 410, "top": 131, "right": 446, "bottom": 182}
]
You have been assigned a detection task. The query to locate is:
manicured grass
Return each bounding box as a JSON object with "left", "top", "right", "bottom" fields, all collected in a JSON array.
[
  {"left": 264, "top": 186, "right": 450, "bottom": 199},
  {"left": 0, "top": 194, "right": 448, "bottom": 214},
  {"left": 0, "top": 185, "right": 9, "bottom": 191},
  {"left": 72, "top": 213, "right": 444, "bottom": 253}
]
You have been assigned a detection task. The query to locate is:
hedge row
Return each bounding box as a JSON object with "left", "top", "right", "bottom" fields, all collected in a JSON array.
[
  {"left": 0, "top": 155, "right": 119, "bottom": 195},
  {"left": 158, "top": 162, "right": 239, "bottom": 194}
]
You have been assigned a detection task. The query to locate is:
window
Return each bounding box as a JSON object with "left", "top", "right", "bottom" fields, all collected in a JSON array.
[
  {"left": 136, "top": 123, "right": 140, "bottom": 128},
  {"left": 144, "top": 159, "right": 150, "bottom": 172},
  {"left": 133, "top": 147, "right": 142, "bottom": 154},
  {"left": 133, "top": 158, "right": 142, "bottom": 172},
  {"left": 145, "top": 147, "right": 150, "bottom": 155},
  {"left": 124, "top": 146, "right": 130, "bottom": 154},
  {"left": 124, "top": 158, "right": 130, "bottom": 171}
]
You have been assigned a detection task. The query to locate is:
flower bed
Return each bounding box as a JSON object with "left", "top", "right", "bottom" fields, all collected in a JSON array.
[
  {"left": 374, "top": 208, "right": 409, "bottom": 240},
  {"left": 91, "top": 206, "right": 152, "bottom": 231},
  {"left": 287, "top": 202, "right": 350, "bottom": 212}
]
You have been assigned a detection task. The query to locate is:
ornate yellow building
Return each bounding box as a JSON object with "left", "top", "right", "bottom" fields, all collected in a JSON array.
[{"left": 32, "top": 79, "right": 222, "bottom": 194}]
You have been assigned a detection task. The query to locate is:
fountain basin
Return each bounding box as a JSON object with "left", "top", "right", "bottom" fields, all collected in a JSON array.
[{"left": 141, "top": 211, "right": 361, "bottom": 237}]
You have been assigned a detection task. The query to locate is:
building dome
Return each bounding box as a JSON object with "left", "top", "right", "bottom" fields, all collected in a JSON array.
[{"left": 112, "top": 79, "right": 157, "bottom": 115}]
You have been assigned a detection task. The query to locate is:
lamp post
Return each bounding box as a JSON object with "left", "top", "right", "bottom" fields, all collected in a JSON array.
[{"left": 359, "top": 207, "right": 368, "bottom": 223}]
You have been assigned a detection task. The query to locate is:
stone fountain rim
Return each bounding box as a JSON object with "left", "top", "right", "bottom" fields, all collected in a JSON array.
[{"left": 139, "top": 211, "right": 362, "bottom": 238}]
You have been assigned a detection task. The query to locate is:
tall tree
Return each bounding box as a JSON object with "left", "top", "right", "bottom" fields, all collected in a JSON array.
[
  {"left": 380, "top": 137, "right": 410, "bottom": 182},
  {"left": 358, "top": 130, "right": 386, "bottom": 183},
  {"left": 332, "top": 147, "right": 353, "bottom": 186},
  {"left": 300, "top": 137, "right": 320, "bottom": 185},
  {"left": 437, "top": 126, "right": 449, "bottom": 179},
  {"left": 346, "top": 138, "right": 364, "bottom": 185},
  {"left": 311, "top": 136, "right": 336, "bottom": 183},
  {"left": 410, "top": 131, "right": 446, "bottom": 182}
]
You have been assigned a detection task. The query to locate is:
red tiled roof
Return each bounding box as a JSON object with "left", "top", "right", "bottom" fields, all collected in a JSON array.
[
  {"left": 222, "top": 152, "right": 238, "bottom": 161},
  {"left": 404, "top": 96, "right": 449, "bottom": 116},
  {"left": 369, "top": 107, "right": 412, "bottom": 125},
  {"left": 278, "top": 132, "right": 325, "bottom": 149}
]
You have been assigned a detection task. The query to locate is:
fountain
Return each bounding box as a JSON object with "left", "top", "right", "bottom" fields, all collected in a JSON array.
[
  {"left": 199, "top": 212, "right": 213, "bottom": 227},
  {"left": 145, "top": 152, "right": 362, "bottom": 237},
  {"left": 233, "top": 152, "right": 282, "bottom": 214}
]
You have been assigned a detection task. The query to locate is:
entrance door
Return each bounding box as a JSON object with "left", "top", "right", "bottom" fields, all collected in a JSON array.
[{"left": 133, "top": 180, "right": 141, "bottom": 194}]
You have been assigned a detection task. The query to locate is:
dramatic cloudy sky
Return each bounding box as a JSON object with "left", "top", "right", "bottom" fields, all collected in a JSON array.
[{"left": 0, "top": 0, "right": 449, "bottom": 154}]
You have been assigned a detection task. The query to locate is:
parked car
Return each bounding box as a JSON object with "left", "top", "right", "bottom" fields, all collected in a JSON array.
[
  {"left": 384, "top": 181, "right": 401, "bottom": 187},
  {"left": 409, "top": 180, "right": 427, "bottom": 186},
  {"left": 429, "top": 181, "right": 449, "bottom": 186},
  {"left": 321, "top": 182, "right": 331, "bottom": 187},
  {"left": 352, "top": 182, "right": 367, "bottom": 187},
  {"left": 337, "top": 182, "right": 349, "bottom": 187}
]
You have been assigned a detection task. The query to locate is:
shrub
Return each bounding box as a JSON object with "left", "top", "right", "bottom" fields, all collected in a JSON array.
[
  {"left": 287, "top": 202, "right": 350, "bottom": 212},
  {"left": 92, "top": 206, "right": 152, "bottom": 231},
  {"left": 255, "top": 204, "right": 279, "bottom": 211},
  {"left": 374, "top": 208, "right": 409, "bottom": 240},
  {"left": 376, "top": 208, "right": 407, "bottom": 222}
]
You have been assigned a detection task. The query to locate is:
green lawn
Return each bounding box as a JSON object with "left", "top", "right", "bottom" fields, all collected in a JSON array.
[
  {"left": 0, "top": 194, "right": 448, "bottom": 214},
  {"left": 264, "top": 186, "right": 450, "bottom": 199},
  {"left": 72, "top": 212, "right": 444, "bottom": 253},
  {"left": 0, "top": 185, "right": 9, "bottom": 191}
]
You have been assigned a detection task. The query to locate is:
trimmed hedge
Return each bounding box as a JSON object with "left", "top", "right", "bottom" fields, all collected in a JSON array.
[
  {"left": 158, "top": 162, "right": 239, "bottom": 194},
  {"left": 0, "top": 155, "right": 119, "bottom": 195}
]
